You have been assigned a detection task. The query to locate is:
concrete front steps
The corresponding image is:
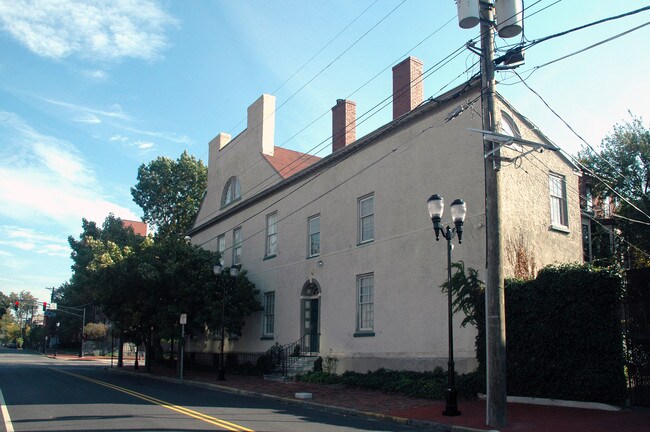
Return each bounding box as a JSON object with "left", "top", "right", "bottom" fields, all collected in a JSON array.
[{"left": 264, "top": 355, "right": 318, "bottom": 381}]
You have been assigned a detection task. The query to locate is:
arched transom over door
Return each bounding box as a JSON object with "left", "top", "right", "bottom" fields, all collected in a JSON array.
[{"left": 301, "top": 279, "right": 320, "bottom": 354}]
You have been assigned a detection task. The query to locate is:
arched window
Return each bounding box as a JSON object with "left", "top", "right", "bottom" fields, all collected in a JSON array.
[
  {"left": 500, "top": 111, "right": 521, "bottom": 138},
  {"left": 221, "top": 176, "right": 240, "bottom": 207},
  {"left": 500, "top": 111, "right": 522, "bottom": 152}
]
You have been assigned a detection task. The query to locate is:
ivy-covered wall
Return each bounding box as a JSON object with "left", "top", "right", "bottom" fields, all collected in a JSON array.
[{"left": 503, "top": 264, "right": 627, "bottom": 404}]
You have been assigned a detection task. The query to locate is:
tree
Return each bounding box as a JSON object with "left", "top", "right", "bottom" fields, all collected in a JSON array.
[
  {"left": 131, "top": 151, "right": 207, "bottom": 239},
  {"left": 579, "top": 114, "right": 650, "bottom": 267},
  {"left": 63, "top": 213, "right": 262, "bottom": 370}
]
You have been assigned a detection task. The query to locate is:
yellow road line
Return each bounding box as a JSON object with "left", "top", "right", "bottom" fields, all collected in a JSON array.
[{"left": 55, "top": 369, "right": 254, "bottom": 432}]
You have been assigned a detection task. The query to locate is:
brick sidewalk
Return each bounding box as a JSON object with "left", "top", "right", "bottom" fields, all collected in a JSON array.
[{"left": 54, "top": 355, "right": 650, "bottom": 432}]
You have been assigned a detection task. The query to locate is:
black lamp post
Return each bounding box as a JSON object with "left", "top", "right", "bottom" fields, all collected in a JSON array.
[
  {"left": 213, "top": 260, "right": 241, "bottom": 381},
  {"left": 427, "top": 194, "right": 467, "bottom": 417}
]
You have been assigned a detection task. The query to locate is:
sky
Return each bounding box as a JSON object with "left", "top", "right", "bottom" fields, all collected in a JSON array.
[{"left": 1, "top": 0, "right": 649, "bottom": 305}]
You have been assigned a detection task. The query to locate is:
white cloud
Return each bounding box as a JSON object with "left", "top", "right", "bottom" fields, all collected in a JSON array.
[
  {"left": 121, "top": 125, "right": 192, "bottom": 145},
  {"left": 0, "top": 0, "right": 178, "bottom": 61},
  {"left": 0, "top": 111, "right": 139, "bottom": 233},
  {"left": 135, "top": 140, "right": 154, "bottom": 150},
  {"left": 110, "top": 135, "right": 129, "bottom": 142},
  {"left": 82, "top": 69, "right": 108, "bottom": 80},
  {"left": 43, "top": 97, "right": 131, "bottom": 121},
  {"left": 74, "top": 113, "right": 101, "bottom": 124}
]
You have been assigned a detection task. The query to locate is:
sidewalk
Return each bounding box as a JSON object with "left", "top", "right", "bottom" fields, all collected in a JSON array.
[{"left": 52, "top": 355, "right": 650, "bottom": 432}]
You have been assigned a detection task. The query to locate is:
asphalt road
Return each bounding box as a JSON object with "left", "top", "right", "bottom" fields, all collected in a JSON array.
[{"left": 0, "top": 349, "right": 422, "bottom": 431}]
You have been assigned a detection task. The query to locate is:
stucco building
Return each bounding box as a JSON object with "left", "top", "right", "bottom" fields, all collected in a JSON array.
[{"left": 188, "top": 57, "right": 582, "bottom": 374}]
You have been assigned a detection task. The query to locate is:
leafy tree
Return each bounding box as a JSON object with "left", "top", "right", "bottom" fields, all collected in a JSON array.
[
  {"left": 63, "top": 214, "right": 261, "bottom": 370},
  {"left": 579, "top": 114, "right": 650, "bottom": 267},
  {"left": 209, "top": 269, "right": 263, "bottom": 338},
  {"left": 131, "top": 151, "right": 207, "bottom": 239},
  {"left": 84, "top": 322, "right": 108, "bottom": 340},
  {"left": 0, "top": 313, "right": 21, "bottom": 344}
]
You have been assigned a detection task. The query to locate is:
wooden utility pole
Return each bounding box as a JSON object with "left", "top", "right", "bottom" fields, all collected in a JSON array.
[{"left": 480, "top": 1, "right": 507, "bottom": 427}]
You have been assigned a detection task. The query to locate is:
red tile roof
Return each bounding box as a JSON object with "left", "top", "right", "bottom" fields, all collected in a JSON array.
[
  {"left": 122, "top": 220, "right": 147, "bottom": 236},
  {"left": 263, "top": 147, "right": 321, "bottom": 179}
]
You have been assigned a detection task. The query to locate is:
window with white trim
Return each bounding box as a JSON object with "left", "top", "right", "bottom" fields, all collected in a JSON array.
[
  {"left": 308, "top": 215, "right": 320, "bottom": 258},
  {"left": 265, "top": 212, "right": 277, "bottom": 257},
  {"left": 358, "top": 194, "right": 374, "bottom": 244},
  {"left": 357, "top": 273, "right": 374, "bottom": 332},
  {"left": 549, "top": 173, "right": 568, "bottom": 228},
  {"left": 232, "top": 227, "right": 242, "bottom": 265},
  {"left": 263, "top": 292, "right": 275, "bottom": 337},
  {"left": 217, "top": 234, "right": 226, "bottom": 259},
  {"left": 221, "top": 176, "right": 241, "bottom": 208}
]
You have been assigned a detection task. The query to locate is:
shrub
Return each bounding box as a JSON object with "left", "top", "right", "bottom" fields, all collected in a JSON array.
[{"left": 297, "top": 367, "right": 480, "bottom": 400}]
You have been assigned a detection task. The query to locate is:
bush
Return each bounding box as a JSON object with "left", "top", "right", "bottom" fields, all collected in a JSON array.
[
  {"left": 505, "top": 264, "right": 626, "bottom": 404},
  {"left": 297, "top": 367, "right": 480, "bottom": 400}
]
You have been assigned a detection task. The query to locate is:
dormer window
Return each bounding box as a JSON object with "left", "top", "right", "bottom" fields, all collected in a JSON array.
[{"left": 221, "top": 176, "right": 241, "bottom": 208}]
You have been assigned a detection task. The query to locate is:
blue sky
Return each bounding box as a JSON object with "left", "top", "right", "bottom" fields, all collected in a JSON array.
[{"left": 1, "top": 1, "right": 649, "bottom": 304}]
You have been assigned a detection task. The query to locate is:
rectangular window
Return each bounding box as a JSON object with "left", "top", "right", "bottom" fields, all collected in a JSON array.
[
  {"left": 549, "top": 174, "right": 568, "bottom": 228},
  {"left": 217, "top": 234, "right": 226, "bottom": 259},
  {"left": 265, "top": 212, "right": 277, "bottom": 257},
  {"left": 232, "top": 227, "right": 242, "bottom": 265},
  {"left": 263, "top": 292, "right": 275, "bottom": 337},
  {"left": 358, "top": 194, "right": 374, "bottom": 244},
  {"left": 308, "top": 215, "right": 320, "bottom": 258},
  {"left": 357, "top": 273, "right": 374, "bottom": 332}
]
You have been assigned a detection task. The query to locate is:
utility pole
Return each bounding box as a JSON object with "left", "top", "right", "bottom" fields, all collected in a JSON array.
[{"left": 480, "top": 1, "right": 507, "bottom": 427}]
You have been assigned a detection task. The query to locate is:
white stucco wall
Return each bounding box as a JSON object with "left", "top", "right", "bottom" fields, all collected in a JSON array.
[{"left": 190, "top": 87, "right": 582, "bottom": 374}]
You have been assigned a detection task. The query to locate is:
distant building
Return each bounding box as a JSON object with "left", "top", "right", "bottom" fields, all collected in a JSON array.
[
  {"left": 188, "top": 57, "right": 583, "bottom": 373},
  {"left": 122, "top": 220, "right": 148, "bottom": 237}
]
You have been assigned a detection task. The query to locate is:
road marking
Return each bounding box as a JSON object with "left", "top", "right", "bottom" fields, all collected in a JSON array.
[
  {"left": 55, "top": 370, "right": 254, "bottom": 432},
  {"left": 0, "top": 388, "right": 14, "bottom": 432}
]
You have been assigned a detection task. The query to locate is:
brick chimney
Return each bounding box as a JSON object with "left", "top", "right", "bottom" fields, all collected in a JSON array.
[
  {"left": 392, "top": 56, "right": 423, "bottom": 119},
  {"left": 331, "top": 99, "right": 356, "bottom": 153}
]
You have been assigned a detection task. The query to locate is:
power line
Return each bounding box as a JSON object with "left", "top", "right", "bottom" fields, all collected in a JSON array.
[
  {"left": 532, "top": 21, "right": 650, "bottom": 70},
  {"left": 193, "top": 40, "right": 471, "bottom": 227},
  {"left": 509, "top": 69, "right": 650, "bottom": 223},
  {"left": 193, "top": 89, "right": 482, "bottom": 252},
  {"left": 522, "top": 151, "right": 650, "bottom": 260},
  {"left": 524, "top": 5, "right": 650, "bottom": 49}
]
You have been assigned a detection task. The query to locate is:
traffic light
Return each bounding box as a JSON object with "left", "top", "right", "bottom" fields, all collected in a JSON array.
[
  {"left": 43, "top": 302, "right": 47, "bottom": 312},
  {"left": 14, "top": 301, "right": 19, "bottom": 311}
]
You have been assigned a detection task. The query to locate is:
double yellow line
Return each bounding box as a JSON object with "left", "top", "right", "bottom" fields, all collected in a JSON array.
[{"left": 56, "top": 369, "right": 254, "bottom": 431}]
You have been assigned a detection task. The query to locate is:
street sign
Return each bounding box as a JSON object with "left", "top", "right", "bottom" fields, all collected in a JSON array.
[
  {"left": 44, "top": 311, "right": 56, "bottom": 317},
  {"left": 180, "top": 314, "right": 187, "bottom": 325},
  {"left": 49, "top": 303, "right": 57, "bottom": 310}
]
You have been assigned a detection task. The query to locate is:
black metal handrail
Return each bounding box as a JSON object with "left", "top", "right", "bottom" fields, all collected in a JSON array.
[{"left": 267, "top": 333, "right": 315, "bottom": 376}]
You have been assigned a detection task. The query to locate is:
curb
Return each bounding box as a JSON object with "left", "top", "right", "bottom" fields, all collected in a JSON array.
[{"left": 106, "top": 367, "right": 493, "bottom": 432}]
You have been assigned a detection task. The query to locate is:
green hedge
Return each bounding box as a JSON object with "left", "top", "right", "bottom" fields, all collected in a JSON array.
[
  {"left": 504, "top": 264, "right": 626, "bottom": 404},
  {"left": 297, "top": 367, "right": 480, "bottom": 400}
]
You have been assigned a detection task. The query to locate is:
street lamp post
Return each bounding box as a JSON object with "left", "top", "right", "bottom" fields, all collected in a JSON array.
[
  {"left": 55, "top": 322, "right": 60, "bottom": 357},
  {"left": 427, "top": 194, "right": 467, "bottom": 417},
  {"left": 213, "top": 260, "right": 241, "bottom": 381}
]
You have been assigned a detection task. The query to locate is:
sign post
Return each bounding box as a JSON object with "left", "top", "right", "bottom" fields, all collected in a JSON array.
[{"left": 179, "top": 314, "right": 187, "bottom": 380}]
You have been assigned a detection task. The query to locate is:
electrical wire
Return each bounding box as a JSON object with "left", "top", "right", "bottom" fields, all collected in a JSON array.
[
  {"left": 532, "top": 21, "right": 650, "bottom": 70},
  {"left": 522, "top": 151, "right": 650, "bottom": 260},
  {"left": 193, "top": 87, "right": 482, "bottom": 252},
  {"left": 510, "top": 70, "right": 650, "bottom": 223},
  {"left": 523, "top": 5, "right": 650, "bottom": 49},
  {"left": 192, "top": 39, "right": 471, "bottom": 227}
]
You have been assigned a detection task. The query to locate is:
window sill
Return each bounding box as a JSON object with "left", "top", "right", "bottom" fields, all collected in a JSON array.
[
  {"left": 353, "top": 332, "right": 375, "bottom": 338},
  {"left": 260, "top": 336, "right": 274, "bottom": 341},
  {"left": 357, "top": 240, "right": 374, "bottom": 247},
  {"left": 549, "top": 224, "right": 570, "bottom": 234},
  {"left": 263, "top": 254, "right": 277, "bottom": 261},
  {"left": 306, "top": 254, "right": 320, "bottom": 260}
]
